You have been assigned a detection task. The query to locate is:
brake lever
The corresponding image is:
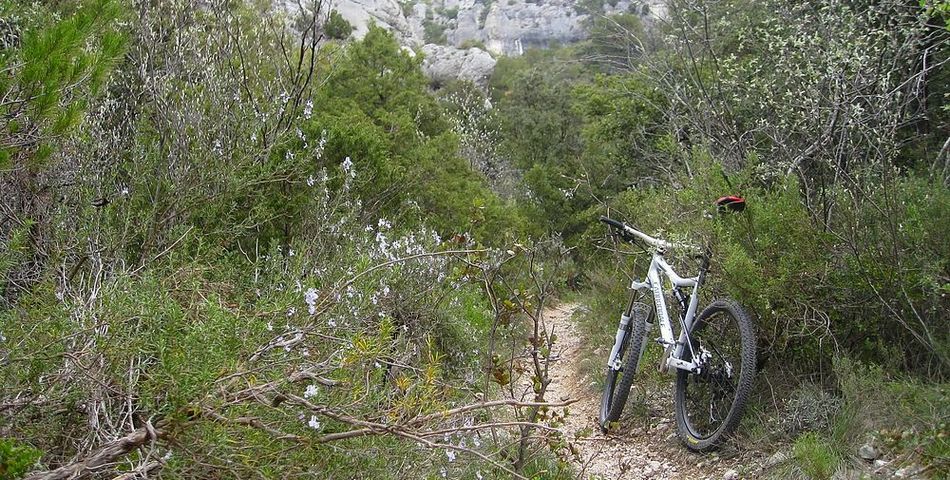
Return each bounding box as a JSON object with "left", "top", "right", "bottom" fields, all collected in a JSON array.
[{"left": 694, "top": 247, "right": 712, "bottom": 271}]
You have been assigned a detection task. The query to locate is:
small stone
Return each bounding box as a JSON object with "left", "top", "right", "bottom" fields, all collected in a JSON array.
[
  {"left": 858, "top": 444, "right": 880, "bottom": 460},
  {"left": 894, "top": 464, "right": 921, "bottom": 478},
  {"left": 873, "top": 459, "right": 888, "bottom": 470},
  {"left": 831, "top": 470, "right": 862, "bottom": 480},
  {"left": 723, "top": 469, "right": 739, "bottom": 480},
  {"left": 765, "top": 451, "right": 789, "bottom": 468}
]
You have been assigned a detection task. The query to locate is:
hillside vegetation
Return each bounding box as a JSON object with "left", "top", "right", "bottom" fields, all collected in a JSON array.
[{"left": 0, "top": 0, "right": 947, "bottom": 479}]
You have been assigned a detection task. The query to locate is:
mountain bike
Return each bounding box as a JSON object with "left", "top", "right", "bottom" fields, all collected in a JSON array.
[{"left": 597, "top": 215, "right": 756, "bottom": 451}]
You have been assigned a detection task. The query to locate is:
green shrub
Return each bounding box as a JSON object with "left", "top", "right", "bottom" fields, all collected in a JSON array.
[
  {"left": 423, "top": 19, "right": 447, "bottom": 44},
  {"left": 442, "top": 7, "right": 459, "bottom": 20},
  {"left": 0, "top": 438, "right": 41, "bottom": 480},
  {"left": 831, "top": 358, "right": 949, "bottom": 475},
  {"left": 0, "top": 0, "right": 126, "bottom": 168},
  {"left": 399, "top": 0, "right": 414, "bottom": 17},
  {"left": 0, "top": 7, "right": 538, "bottom": 478},
  {"left": 792, "top": 432, "right": 839, "bottom": 480},
  {"left": 324, "top": 10, "right": 354, "bottom": 40},
  {"left": 459, "top": 39, "right": 487, "bottom": 50}
]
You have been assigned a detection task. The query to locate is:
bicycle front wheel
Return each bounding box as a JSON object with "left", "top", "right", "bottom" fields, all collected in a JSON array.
[
  {"left": 599, "top": 302, "right": 651, "bottom": 433},
  {"left": 674, "top": 299, "right": 756, "bottom": 451}
]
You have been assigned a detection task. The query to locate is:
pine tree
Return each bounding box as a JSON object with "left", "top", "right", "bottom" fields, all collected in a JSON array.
[{"left": 0, "top": 0, "right": 126, "bottom": 168}]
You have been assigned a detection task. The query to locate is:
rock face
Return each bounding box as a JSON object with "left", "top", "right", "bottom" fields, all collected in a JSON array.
[
  {"left": 327, "top": 0, "right": 666, "bottom": 54},
  {"left": 463, "top": 0, "right": 663, "bottom": 55},
  {"left": 327, "top": 0, "right": 416, "bottom": 40},
  {"left": 421, "top": 44, "right": 497, "bottom": 86},
  {"left": 480, "top": 0, "right": 587, "bottom": 55},
  {"left": 298, "top": 0, "right": 665, "bottom": 83}
]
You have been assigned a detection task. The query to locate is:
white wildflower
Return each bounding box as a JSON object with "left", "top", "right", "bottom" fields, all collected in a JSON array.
[
  {"left": 307, "top": 415, "right": 321, "bottom": 430},
  {"left": 287, "top": 307, "right": 297, "bottom": 317},
  {"left": 307, "top": 175, "right": 316, "bottom": 187},
  {"left": 317, "top": 131, "right": 327, "bottom": 151},
  {"left": 266, "top": 322, "right": 274, "bottom": 332},
  {"left": 304, "top": 384, "right": 318, "bottom": 398},
  {"left": 304, "top": 288, "right": 318, "bottom": 314},
  {"left": 445, "top": 449, "right": 456, "bottom": 462},
  {"left": 328, "top": 319, "right": 337, "bottom": 327},
  {"left": 303, "top": 99, "right": 313, "bottom": 119},
  {"left": 376, "top": 232, "right": 389, "bottom": 251},
  {"left": 341, "top": 156, "right": 355, "bottom": 178}
]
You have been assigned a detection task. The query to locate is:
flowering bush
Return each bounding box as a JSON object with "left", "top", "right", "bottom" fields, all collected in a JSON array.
[{"left": 0, "top": 2, "right": 569, "bottom": 479}]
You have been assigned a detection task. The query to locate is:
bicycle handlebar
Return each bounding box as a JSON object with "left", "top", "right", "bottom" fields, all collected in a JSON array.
[
  {"left": 599, "top": 216, "right": 626, "bottom": 232},
  {"left": 598, "top": 216, "right": 676, "bottom": 250},
  {"left": 600, "top": 216, "right": 710, "bottom": 272}
]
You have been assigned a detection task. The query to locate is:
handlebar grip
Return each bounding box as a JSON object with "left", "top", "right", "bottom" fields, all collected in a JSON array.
[
  {"left": 599, "top": 216, "right": 637, "bottom": 243},
  {"left": 598, "top": 216, "right": 626, "bottom": 231}
]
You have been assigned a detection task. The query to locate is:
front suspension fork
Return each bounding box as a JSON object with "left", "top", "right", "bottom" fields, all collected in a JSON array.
[
  {"left": 606, "top": 293, "right": 652, "bottom": 371},
  {"left": 606, "top": 313, "right": 631, "bottom": 371}
]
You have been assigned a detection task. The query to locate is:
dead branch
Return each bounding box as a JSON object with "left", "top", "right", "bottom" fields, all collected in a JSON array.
[{"left": 25, "top": 421, "right": 166, "bottom": 480}]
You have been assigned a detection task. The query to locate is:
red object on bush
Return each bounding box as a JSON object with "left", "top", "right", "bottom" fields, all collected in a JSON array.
[{"left": 715, "top": 195, "right": 746, "bottom": 212}]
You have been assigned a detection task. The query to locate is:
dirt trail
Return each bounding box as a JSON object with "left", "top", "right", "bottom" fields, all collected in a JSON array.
[{"left": 543, "top": 303, "right": 754, "bottom": 480}]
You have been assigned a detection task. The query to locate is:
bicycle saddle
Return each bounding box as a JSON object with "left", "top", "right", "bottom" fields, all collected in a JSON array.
[{"left": 715, "top": 195, "right": 746, "bottom": 213}]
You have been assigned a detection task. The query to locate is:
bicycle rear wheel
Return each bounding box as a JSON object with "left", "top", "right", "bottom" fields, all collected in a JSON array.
[
  {"left": 674, "top": 299, "right": 756, "bottom": 451},
  {"left": 599, "top": 302, "right": 651, "bottom": 432}
]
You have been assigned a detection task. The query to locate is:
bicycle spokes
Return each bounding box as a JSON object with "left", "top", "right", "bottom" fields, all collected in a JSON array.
[{"left": 681, "top": 309, "right": 744, "bottom": 440}]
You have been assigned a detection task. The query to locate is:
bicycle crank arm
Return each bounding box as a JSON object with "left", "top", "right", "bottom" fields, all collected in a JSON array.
[{"left": 666, "top": 356, "right": 701, "bottom": 373}]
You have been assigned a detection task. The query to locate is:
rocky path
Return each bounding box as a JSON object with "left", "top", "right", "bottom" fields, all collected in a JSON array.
[{"left": 543, "top": 303, "right": 758, "bottom": 480}]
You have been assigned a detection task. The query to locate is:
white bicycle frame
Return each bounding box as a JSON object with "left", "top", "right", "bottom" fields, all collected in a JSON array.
[{"left": 605, "top": 223, "right": 709, "bottom": 374}]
